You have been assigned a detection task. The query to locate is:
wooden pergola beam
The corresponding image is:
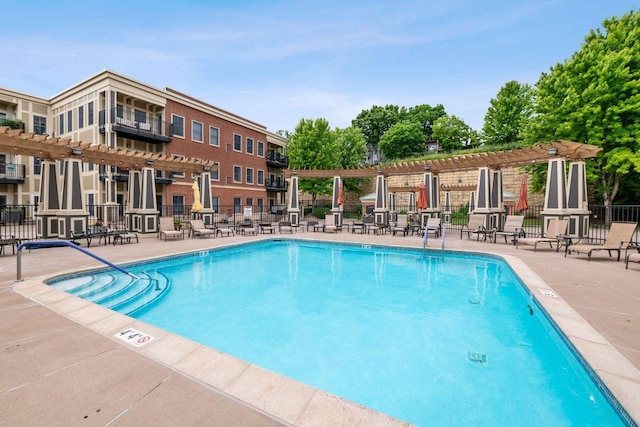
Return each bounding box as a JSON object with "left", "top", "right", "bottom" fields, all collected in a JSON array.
[
  {"left": 283, "top": 140, "right": 601, "bottom": 178},
  {"left": 0, "top": 127, "right": 217, "bottom": 174}
]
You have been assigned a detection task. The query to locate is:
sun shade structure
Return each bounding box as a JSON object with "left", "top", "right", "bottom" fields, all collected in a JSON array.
[
  {"left": 282, "top": 141, "right": 601, "bottom": 178},
  {"left": 0, "top": 127, "right": 216, "bottom": 175}
]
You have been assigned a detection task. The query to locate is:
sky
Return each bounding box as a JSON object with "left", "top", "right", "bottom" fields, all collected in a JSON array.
[{"left": 2, "top": 0, "right": 638, "bottom": 134}]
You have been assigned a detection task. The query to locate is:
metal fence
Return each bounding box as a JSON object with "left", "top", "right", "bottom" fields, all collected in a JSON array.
[{"left": 1, "top": 203, "right": 638, "bottom": 244}]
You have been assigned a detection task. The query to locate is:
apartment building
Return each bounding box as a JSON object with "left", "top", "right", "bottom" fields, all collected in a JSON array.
[{"left": 0, "top": 70, "right": 288, "bottom": 217}]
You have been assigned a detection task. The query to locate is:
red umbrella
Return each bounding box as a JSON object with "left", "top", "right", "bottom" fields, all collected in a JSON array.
[
  {"left": 417, "top": 182, "right": 428, "bottom": 210},
  {"left": 515, "top": 173, "right": 529, "bottom": 212},
  {"left": 337, "top": 182, "right": 344, "bottom": 206}
]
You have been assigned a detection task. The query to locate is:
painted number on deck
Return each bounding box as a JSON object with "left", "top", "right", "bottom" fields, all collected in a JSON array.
[{"left": 115, "top": 328, "right": 156, "bottom": 347}]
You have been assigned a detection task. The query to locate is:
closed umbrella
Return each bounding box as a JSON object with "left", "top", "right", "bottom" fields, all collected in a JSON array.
[
  {"left": 192, "top": 180, "right": 203, "bottom": 212},
  {"left": 337, "top": 181, "right": 344, "bottom": 206},
  {"left": 417, "top": 182, "right": 428, "bottom": 210},
  {"left": 515, "top": 173, "right": 529, "bottom": 212}
]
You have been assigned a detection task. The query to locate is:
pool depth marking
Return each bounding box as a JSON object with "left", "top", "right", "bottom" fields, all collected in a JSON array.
[{"left": 115, "top": 328, "right": 156, "bottom": 347}]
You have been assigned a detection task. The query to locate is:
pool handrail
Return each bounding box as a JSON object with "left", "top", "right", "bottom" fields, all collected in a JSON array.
[{"left": 16, "top": 240, "right": 138, "bottom": 281}]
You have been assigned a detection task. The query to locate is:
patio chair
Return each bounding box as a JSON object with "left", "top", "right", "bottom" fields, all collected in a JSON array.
[
  {"left": 158, "top": 217, "right": 183, "bottom": 241},
  {"left": 494, "top": 215, "right": 525, "bottom": 245},
  {"left": 626, "top": 252, "right": 640, "bottom": 269},
  {"left": 566, "top": 221, "right": 638, "bottom": 261},
  {"left": 461, "top": 214, "right": 487, "bottom": 241},
  {"left": 0, "top": 234, "right": 18, "bottom": 255},
  {"left": 391, "top": 214, "right": 409, "bottom": 236},
  {"left": 279, "top": 220, "right": 294, "bottom": 233},
  {"left": 425, "top": 217, "right": 441, "bottom": 237},
  {"left": 324, "top": 214, "right": 339, "bottom": 233},
  {"left": 189, "top": 219, "right": 215, "bottom": 238},
  {"left": 516, "top": 219, "right": 568, "bottom": 252},
  {"left": 237, "top": 219, "right": 258, "bottom": 236}
]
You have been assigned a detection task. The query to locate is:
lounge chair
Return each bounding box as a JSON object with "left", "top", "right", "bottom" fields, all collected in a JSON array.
[
  {"left": 494, "top": 215, "right": 525, "bottom": 245},
  {"left": 237, "top": 219, "right": 258, "bottom": 236},
  {"left": 516, "top": 219, "right": 568, "bottom": 252},
  {"left": 112, "top": 226, "right": 139, "bottom": 245},
  {"left": 259, "top": 222, "right": 275, "bottom": 234},
  {"left": 391, "top": 214, "right": 409, "bottom": 236},
  {"left": 461, "top": 214, "right": 487, "bottom": 241},
  {"left": 158, "top": 217, "right": 183, "bottom": 241},
  {"left": 0, "top": 234, "right": 18, "bottom": 255},
  {"left": 189, "top": 219, "right": 215, "bottom": 238},
  {"left": 279, "top": 220, "right": 294, "bottom": 233},
  {"left": 626, "top": 252, "right": 640, "bottom": 269},
  {"left": 425, "top": 217, "right": 441, "bottom": 237},
  {"left": 566, "top": 221, "right": 637, "bottom": 261},
  {"left": 324, "top": 214, "right": 339, "bottom": 233},
  {"left": 214, "top": 225, "right": 234, "bottom": 237}
]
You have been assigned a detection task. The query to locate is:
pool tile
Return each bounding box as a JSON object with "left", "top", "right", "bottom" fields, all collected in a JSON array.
[
  {"left": 141, "top": 333, "right": 201, "bottom": 365},
  {"left": 49, "top": 294, "right": 92, "bottom": 314},
  {"left": 89, "top": 311, "right": 135, "bottom": 335},
  {"left": 65, "top": 301, "right": 114, "bottom": 325}
]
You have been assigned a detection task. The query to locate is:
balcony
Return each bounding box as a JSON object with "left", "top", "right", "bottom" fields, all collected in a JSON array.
[
  {"left": 0, "top": 162, "right": 25, "bottom": 183},
  {"left": 266, "top": 177, "right": 287, "bottom": 192},
  {"left": 100, "top": 167, "right": 173, "bottom": 184},
  {"left": 99, "top": 108, "right": 173, "bottom": 144},
  {"left": 266, "top": 151, "right": 288, "bottom": 168}
]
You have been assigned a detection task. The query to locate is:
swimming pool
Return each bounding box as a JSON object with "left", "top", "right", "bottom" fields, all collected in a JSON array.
[{"left": 47, "top": 240, "right": 628, "bottom": 426}]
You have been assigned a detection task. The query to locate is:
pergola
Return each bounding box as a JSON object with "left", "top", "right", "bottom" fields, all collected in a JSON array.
[{"left": 284, "top": 140, "right": 602, "bottom": 238}]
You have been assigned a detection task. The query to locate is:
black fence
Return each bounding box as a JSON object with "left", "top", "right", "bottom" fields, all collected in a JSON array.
[{"left": 1, "top": 203, "right": 638, "bottom": 245}]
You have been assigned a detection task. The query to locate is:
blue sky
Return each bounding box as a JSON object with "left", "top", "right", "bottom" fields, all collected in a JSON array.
[{"left": 2, "top": 1, "right": 637, "bottom": 133}]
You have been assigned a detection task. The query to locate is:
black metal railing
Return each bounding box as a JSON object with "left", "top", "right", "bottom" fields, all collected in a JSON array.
[
  {"left": 266, "top": 151, "right": 288, "bottom": 168},
  {"left": 265, "top": 177, "right": 288, "bottom": 192},
  {"left": 99, "top": 108, "right": 172, "bottom": 143},
  {"left": 0, "top": 163, "right": 26, "bottom": 183}
]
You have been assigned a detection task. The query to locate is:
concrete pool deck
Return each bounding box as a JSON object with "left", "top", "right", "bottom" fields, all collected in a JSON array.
[{"left": 1, "top": 229, "right": 639, "bottom": 426}]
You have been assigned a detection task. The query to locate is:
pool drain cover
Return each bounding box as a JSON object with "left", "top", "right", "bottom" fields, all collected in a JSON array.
[{"left": 468, "top": 351, "right": 487, "bottom": 365}]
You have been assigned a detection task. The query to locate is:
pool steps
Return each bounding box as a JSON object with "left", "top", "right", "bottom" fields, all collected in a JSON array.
[{"left": 54, "top": 271, "right": 170, "bottom": 316}]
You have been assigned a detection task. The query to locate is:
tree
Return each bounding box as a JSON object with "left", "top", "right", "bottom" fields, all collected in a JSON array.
[
  {"left": 482, "top": 81, "right": 534, "bottom": 145},
  {"left": 379, "top": 120, "right": 426, "bottom": 159},
  {"left": 526, "top": 9, "right": 640, "bottom": 210},
  {"left": 287, "top": 118, "right": 337, "bottom": 207},
  {"left": 351, "top": 105, "right": 403, "bottom": 162},
  {"left": 334, "top": 126, "right": 369, "bottom": 194},
  {"left": 431, "top": 115, "right": 472, "bottom": 152},
  {"left": 406, "top": 104, "right": 447, "bottom": 138}
]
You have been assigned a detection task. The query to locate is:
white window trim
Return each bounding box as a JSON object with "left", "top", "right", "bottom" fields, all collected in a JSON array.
[
  {"left": 192, "top": 120, "right": 203, "bottom": 143},
  {"left": 233, "top": 134, "right": 242, "bottom": 153},
  {"left": 257, "top": 140, "right": 265, "bottom": 157},
  {"left": 246, "top": 167, "right": 254, "bottom": 185},
  {"left": 172, "top": 114, "right": 185, "bottom": 139},
  {"left": 257, "top": 169, "right": 265, "bottom": 185},
  {"left": 246, "top": 137, "right": 254, "bottom": 155},
  {"left": 210, "top": 161, "right": 220, "bottom": 181},
  {"left": 172, "top": 154, "right": 185, "bottom": 177},
  {"left": 209, "top": 125, "right": 220, "bottom": 146},
  {"left": 233, "top": 165, "right": 242, "bottom": 183}
]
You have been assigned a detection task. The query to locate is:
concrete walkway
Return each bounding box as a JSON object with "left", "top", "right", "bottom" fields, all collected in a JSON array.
[{"left": 1, "top": 229, "right": 639, "bottom": 425}]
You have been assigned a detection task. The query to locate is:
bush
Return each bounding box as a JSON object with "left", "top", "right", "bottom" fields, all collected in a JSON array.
[{"left": 314, "top": 206, "right": 331, "bottom": 219}]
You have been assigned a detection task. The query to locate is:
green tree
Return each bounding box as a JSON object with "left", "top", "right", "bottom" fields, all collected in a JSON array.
[
  {"left": 379, "top": 120, "right": 426, "bottom": 159},
  {"left": 526, "top": 9, "right": 640, "bottom": 209},
  {"left": 406, "top": 104, "right": 447, "bottom": 138},
  {"left": 351, "top": 105, "right": 403, "bottom": 162},
  {"left": 482, "top": 81, "right": 534, "bottom": 145},
  {"left": 431, "top": 115, "right": 472, "bottom": 152},
  {"left": 287, "top": 118, "right": 337, "bottom": 207}
]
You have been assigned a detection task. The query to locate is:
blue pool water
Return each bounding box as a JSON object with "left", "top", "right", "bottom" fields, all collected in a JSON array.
[{"left": 48, "top": 240, "right": 628, "bottom": 426}]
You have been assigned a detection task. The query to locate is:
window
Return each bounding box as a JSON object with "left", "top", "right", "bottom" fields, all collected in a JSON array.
[
  {"left": 233, "top": 197, "right": 241, "bottom": 213},
  {"left": 212, "top": 196, "right": 219, "bottom": 213},
  {"left": 58, "top": 114, "right": 64, "bottom": 134},
  {"left": 78, "top": 105, "right": 84, "bottom": 129},
  {"left": 246, "top": 137, "right": 254, "bottom": 154},
  {"left": 257, "top": 198, "right": 264, "bottom": 212},
  {"left": 135, "top": 110, "right": 146, "bottom": 124},
  {"left": 257, "top": 141, "right": 264, "bottom": 157},
  {"left": 257, "top": 169, "right": 264, "bottom": 185},
  {"left": 33, "top": 116, "right": 47, "bottom": 135},
  {"left": 172, "top": 114, "right": 184, "bottom": 137},
  {"left": 172, "top": 155, "right": 185, "bottom": 177},
  {"left": 246, "top": 198, "right": 253, "bottom": 207},
  {"left": 209, "top": 126, "right": 219, "bottom": 146},
  {"left": 88, "top": 102, "right": 94, "bottom": 125},
  {"left": 233, "top": 134, "right": 242, "bottom": 152},
  {"left": 210, "top": 161, "right": 220, "bottom": 181},
  {"left": 246, "top": 167, "right": 254, "bottom": 184},
  {"left": 192, "top": 121, "right": 203, "bottom": 142},
  {"left": 172, "top": 195, "right": 185, "bottom": 216},
  {"left": 67, "top": 111, "right": 73, "bottom": 132},
  {"left": 33, "top": 157, "right": 42, "bottom": 175},
  {"left": 233, "top": 165, "right": 242, "bottom": 183},
  {"left": 116, "top": 104, "right": 124, "bottom": 118}
]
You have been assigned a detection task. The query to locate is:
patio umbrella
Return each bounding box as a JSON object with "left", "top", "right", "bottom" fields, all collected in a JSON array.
[
  {"left": 337, "top": 181, "right": 344, "bottom": 206},
  {"left": 515, "top": 173, "right": 529, "bottom": 212},
  {"left": 192, "top": 180, "right": 203, "bottom": 212},
  {"left": 417, "top": 182, "right": 428, "bottom": 210}
]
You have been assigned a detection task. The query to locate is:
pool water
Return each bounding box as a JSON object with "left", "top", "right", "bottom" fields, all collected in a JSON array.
[{"left": 49, "top": 240, "right": 627, "bottom": 426}]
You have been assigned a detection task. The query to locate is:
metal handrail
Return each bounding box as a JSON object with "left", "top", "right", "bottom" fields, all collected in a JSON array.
[{"left": 16, "top": 240, "right": 138, "bottom": 281}]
